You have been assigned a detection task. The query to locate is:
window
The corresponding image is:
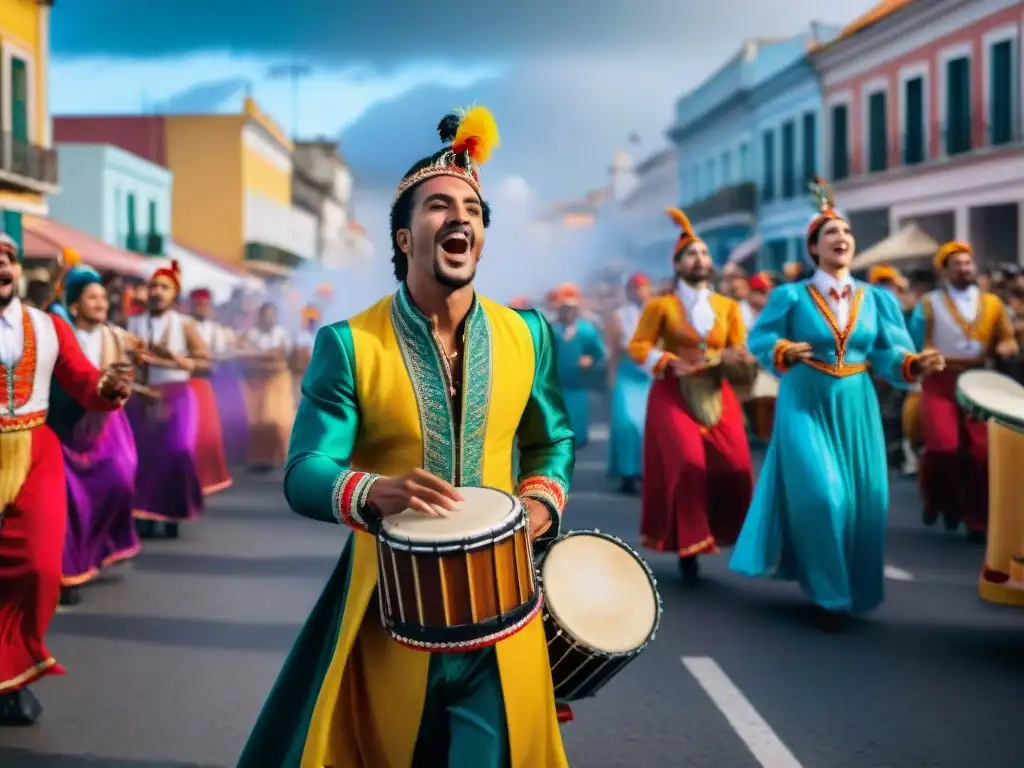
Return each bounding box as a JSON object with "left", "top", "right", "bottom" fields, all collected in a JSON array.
[
  {"left": 738, "top": 142, "right": 749, "bottom": 180},
  {"left": 802, "top": 111, "right": 817, "bottom": 184},
  {"left": 113, "top": 188, "right": 123, "bottom": 242},
  {"left": 721, "top": 150, "right": 732, "bottom": 186},
  {"left": 764, "top": 239, "right": 788, "bottom": 271},
  {"left": 9, "top": 57, "right": 28, "bottom": 143},
  {"left": 903, "top": 76, "right": 925, "bottom": 164},
  {"left": 761, "top": 129, "right": 775, "bottom": 202},
  {"left": 126, "top": 192, "right": 138, "bottom": 250},
  {"left": 945, "top": 56, "right": 972, "bottom": 154},
  {"left": 781, "top": 120, "right": 796, "bottom": 198},
  {"left": 830, "top": 103, "right": 850, "bottom": 180},
  {"left": 990, "top": 40, "right": 1014, "bottom": 145},
  {"left": 868, "top": 90, "right": 889, "bottom": 172},
  {"left": 148, "top": 199, "right": 158, "bottom": 234}
]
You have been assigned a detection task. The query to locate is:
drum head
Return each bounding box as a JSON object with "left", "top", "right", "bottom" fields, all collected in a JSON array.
[
  {"left": 381, "top": 486, "right": 521, "bottom": 542},
  {"left": 957, "top": 370, "right": 1024, "bottom": 427},
  {"left": 542, "top": 533, "right": 658, "bottom": 654}
]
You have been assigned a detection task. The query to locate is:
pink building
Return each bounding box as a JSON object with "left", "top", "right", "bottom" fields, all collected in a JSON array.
[{"left": 813, "top": 0, "right": 1024, "bottom": 264}]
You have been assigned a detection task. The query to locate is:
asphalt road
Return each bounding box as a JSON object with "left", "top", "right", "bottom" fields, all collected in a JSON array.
[{"left": 2, "top": 420, "right": 1023, "bottom": 767}]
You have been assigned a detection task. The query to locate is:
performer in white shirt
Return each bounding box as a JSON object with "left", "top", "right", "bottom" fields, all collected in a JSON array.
[
  {"left": 908, "top": 242, "right": 1017, "bottom": 538},
  {"left": 239, "top": 301, "right": 295, "bottom": 471},
  {"left": 607, "top": 272, "right": 652, "bottom": 493},
  {"left": 0, "top": 236, "right": 132, "bottom": 725},
  {"left": 127, "top": 262, "right": 210, "bottom": 538}
]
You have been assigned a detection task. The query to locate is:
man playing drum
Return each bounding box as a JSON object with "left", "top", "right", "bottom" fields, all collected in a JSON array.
[
  {"left": 908, "top": 242, "right": 1018, "bottom": 538},
  {"left": 238, "top": 106, "right": 576, "bottom": 768},
  {"left": 626, "top": 207, "right": 755, "bottom": 586}
]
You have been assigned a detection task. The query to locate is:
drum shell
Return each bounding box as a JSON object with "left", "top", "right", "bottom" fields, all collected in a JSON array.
[
  {"left": 376, "top": 517, "right": 540, "bottom": 651},
  {"left": 544, "top": 611, "right": 637, "bottom": 702}
]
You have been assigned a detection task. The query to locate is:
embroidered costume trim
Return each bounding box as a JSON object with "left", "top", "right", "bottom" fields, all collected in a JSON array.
[
  {"left": 0, "top": 308, "right": 37, "bottom": 415},
  {"left": 772, "top": 340, "right": 795, "bottom": 372},
  {"left": 518, "top": 476, "right": 568, "bottom": 517},
  {"left": 332, "top": 470, "right": 379, "bottom": 530},
  {"left": 652, "top": 353, "right": 675, "bottom": 377},
  {"left": 0, "top": 410, "right": 46, "bottom": 433},
  {"left": 901, "top": 353, "right": 921, "bottom": 384},
  {"left": 807, "top": 285, "right": 865, "bottom": 375}
]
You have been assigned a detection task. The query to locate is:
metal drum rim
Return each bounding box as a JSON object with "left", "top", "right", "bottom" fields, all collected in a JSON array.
[{"left": 539, "top": 527, "right": 664, "bottom": 656}]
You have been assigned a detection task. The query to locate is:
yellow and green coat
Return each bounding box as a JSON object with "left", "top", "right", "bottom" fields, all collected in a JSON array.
[{"left": 239, "top": 285, "right": 575, "bottom": 768}]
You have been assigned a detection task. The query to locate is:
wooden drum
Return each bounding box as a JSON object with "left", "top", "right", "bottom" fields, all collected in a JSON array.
[
  {"left": 539, "top": 530, "right": 662, "bottom": 702},
  {"left": 376, "top": 486, "right": 541, "bottom": 652}
]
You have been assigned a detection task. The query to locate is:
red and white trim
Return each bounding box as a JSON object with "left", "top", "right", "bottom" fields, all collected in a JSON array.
[
  {"left": 332, "top": 469, "right": 379, "bottom": 531},
  {"left": 518, "top": 476, "right": 568, "bottom": 518}
]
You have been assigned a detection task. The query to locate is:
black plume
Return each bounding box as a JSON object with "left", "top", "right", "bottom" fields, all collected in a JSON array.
[{"left": 437, "top": 113, "right": 460, "bottom": 143}]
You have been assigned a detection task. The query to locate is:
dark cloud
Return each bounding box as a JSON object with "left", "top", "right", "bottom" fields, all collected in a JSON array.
[{"left": 51, "top": 0, "right": 864, "bottom": 64}]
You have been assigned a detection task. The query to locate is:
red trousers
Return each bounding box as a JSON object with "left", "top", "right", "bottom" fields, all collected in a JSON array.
[
  {"left": 640, "top": 377, "right": 753, "bottom": 556},
  {"left": 190, "top": 377, "right": 232, "bottom": 495},
  {"left": 0, "top": 426, "right": 69, "bottom": 692},
  {"left": 919, "top": 370, "right": 988, "bottom": 533}
]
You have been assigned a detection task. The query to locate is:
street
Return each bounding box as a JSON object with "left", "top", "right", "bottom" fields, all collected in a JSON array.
[{"left": 2, "top": 422, "right": 1022, "bottom": 768}]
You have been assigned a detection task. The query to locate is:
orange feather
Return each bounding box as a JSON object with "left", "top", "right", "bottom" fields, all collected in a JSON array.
[
  {"left": 452, "top": 106, "right": 500, "bottom": 165},
  {"left": 666, "top": 207, "right": 694, "bottom": 235}
]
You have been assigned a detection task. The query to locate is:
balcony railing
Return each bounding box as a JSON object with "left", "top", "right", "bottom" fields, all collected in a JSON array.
[
  {"left": 684, "top": 182, "right": 756, "bottom": 224},
  {"left": 0, "top": 131, "right": 58, "bottom": 189}
]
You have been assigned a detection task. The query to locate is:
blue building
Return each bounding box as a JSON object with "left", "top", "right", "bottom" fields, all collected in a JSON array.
[
  {"left": 750, "top": 23, "right": 841, "bottom": 271},
  {"left": 667, "top": 26, "right": 836, "bottom": 267},
  {"left": 48, "top": 142, "right": 171, "bottom": 257}
]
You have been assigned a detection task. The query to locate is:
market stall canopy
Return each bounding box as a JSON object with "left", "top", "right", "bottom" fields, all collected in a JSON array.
[
  {"left": 161, "top": 241, "right": 264, "bottom": 304},
  {"left": 850, "top": 223, "right": 939, "bottom": 270},
  {"left": 22, "top": 216, "right": 151, "bottom": 278}
]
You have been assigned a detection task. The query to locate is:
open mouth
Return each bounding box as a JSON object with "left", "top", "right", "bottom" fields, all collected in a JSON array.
[
  {"left": 0, "top": 274, "right": 14, "bottom": 287},
  {"left": 439, "top": 231, "right": 470, "bottom": 255},
  {"left": 831, "top": 242, "right": 849, "bottom": 255}
]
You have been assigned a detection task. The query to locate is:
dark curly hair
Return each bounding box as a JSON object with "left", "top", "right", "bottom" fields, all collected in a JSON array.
[{"left": 389, "top": 114, "right": 492, "bottom": 282}]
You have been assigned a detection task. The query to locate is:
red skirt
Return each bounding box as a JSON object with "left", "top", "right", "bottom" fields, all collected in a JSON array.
[
  {"left": 640, "top": 377, "right": 753, "bottom": 556},
  {"left": 0, "top": 426, "right": 69, "bottom": 692},
  {"left": 189, "top": 377, "right": 232, "bottom": 495}
]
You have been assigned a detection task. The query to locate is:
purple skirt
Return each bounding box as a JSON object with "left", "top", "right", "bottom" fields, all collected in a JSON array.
[
  {"left": 212, "top": 361, "right": 250, "bottom": 465},
  {"left": 127, "top": 381, "right": 204, "bottom": 523},
  {"left": 61, "top": 409, "right": 140, "bottom": 585}
]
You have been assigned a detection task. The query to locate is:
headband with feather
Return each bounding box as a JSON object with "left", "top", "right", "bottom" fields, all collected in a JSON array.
[
  {"left": 806, "top": 176, "right": 844, "bottom": 248},
  {"left": 395, "top": 105, "right": 501, "bottom": 201},
  {"left": 667, "top": 207, "right": 702, "bottom": 258}
]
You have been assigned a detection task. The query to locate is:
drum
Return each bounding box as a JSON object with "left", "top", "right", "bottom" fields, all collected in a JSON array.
[
  {"left": 376, "top": 486, "right": 540, "bottom": 652},
  {"left": 749, "top": 369, "right": 779, "bottom": 400},
  {"left": 955, "top": 369, "right": 1024, "bottom": 430},
  {"left": 539, "top": 530, "right": 662, "bottom": 702}
]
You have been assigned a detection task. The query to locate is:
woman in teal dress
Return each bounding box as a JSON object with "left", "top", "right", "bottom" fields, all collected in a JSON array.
[
  {"left": 729, "top": 178, "right": 945, "bottom": 632},
  {"left": 551, "top": 283, "right": 606, "bottom": 447}
]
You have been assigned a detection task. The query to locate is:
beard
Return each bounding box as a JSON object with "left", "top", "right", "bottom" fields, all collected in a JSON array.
[
  {"left": 676, "top": 266, "right": 709, "bottom": 285},
  {"left": 0, "top": 277, "right": 15, "bottom": 307},
  {"left": 432, "top": 254, "right": 477, "bottom": 291}
]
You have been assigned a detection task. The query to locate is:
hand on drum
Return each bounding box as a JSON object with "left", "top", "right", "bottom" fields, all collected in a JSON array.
[
  {"left": 666, "top": 355, "right": 706, "bottom": 377},
  {"left": 366, "top": 468, "right": 464, "bottom": 517},
  {"left": 996, "top": 340, "right": 1018, "bottom": 359},
  {"left": 523, "top": 498, "right": 553, "bottom": 540},
  {"left": 720, "top": 347, "right": 754, "bottom": 366},
  {"left": 911, "top": 349, "right": 945, "bottom": 377}
]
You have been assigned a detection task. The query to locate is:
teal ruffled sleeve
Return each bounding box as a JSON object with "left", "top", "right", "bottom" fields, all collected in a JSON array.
[
  {"left": 284, "top": 321, "right": 379, "bottom": 531},
  {"left": 513, "top": 308, "right": 575, "bottom": 538},
  {"left": 867, "top": 286, "right": 919, "bottom": 389},
  {"left": 747, "top": 284, "right": 800, "bottom": 375}
]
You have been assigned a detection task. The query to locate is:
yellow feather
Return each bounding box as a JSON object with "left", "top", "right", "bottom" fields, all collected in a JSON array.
[
  {"left": 666, "top": 207, "right": 693, "bottom": 235},
  {"left": 453, "top": 105, "right": 501, "bottom": 165},
  {"left": 63, "top": 247, "right": 80, "bottom": 266}
]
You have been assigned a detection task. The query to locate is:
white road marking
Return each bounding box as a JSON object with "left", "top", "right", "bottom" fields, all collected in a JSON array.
[
  {"left": 884, "top": 564, "right": 914, "bottom": 581},
  {"left": 682, "top": 656, "right": 803, "bottom": 768}
]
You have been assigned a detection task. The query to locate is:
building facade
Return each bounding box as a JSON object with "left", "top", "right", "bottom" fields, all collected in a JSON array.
[
  {"left": 53, "top": 97, "right": 318, "bottom": 274},
  {"left": 669, "top": 27, "right": 837, "bottom": 266},
  {"left": 0, "top": 0, "right": 58, "bottom": 252},
  {"left": 606, "top": 147, "right": 680, "bottom": 278},
  {"left": 49, "top": 142, "right": 171, "bottom": 258},
  {"left": 750, "top": 23, "right": 841, "bottom": 270},
  {"left": 814, "top": 0, "right": 1024, "bottom": 263}
]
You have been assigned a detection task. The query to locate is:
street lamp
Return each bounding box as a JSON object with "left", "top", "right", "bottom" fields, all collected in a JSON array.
[{"left": 266, "top": 62, "right": 314, "bottom": 139}]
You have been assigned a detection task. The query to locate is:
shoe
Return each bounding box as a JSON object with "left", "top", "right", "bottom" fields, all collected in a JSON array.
[
  {"left": 678, "top": 556, "right": 700, "bottom": 586},
  {"left": 0, "top": 688, "right": 42, "bottom": 726}
]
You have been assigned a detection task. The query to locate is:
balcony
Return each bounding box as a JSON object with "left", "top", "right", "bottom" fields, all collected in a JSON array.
[
  {"left": 684, "top": 182, "right": 756, "bottom": 225},
  {"left": 0, "top": 132, "right": 59, "bottom": 193}
]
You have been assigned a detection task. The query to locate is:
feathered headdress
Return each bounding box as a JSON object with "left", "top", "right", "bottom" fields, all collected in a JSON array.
[
  {"left": 394, "top": 105, "right": 501, "bottom": 201},
  {"left": 806, "top": 176, "right": 844, "bottom": 247},
  {"left": 666, "top": 207, "right": 702, "bottom": 258},
  {"left": 627, "top": 272, "right": 650, "bottom": 289},
  {"left": 62, "top": 247, "right": 80, "bottom": 268},
  {"left": 868, "top": 264, "right": 908, "bottom": 289},
  {"left": 151, "top": 259, "right": 182, "bottom": 295}
]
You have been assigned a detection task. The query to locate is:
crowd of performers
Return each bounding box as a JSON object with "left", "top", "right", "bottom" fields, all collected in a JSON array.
[
  {"left": 510, "top": 181, "right": 1021, "bottom": 635},
  {"left": 0, "top": 241, "right": 319, "bottom": 725}
]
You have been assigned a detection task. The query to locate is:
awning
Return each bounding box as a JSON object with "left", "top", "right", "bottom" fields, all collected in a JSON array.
[
  {"left": 244, "top": 260, "right": 291, "bottom": 279},
  {"left": 727, "top": 234, "right": 762, "bottom": 265},
  {"left": 22, "top": 226, "right": 62, "bottom": 260},
  {"left": 164, "top": 241, "right": 264, "bottom": 303},
  {"left": 851, "top": 223, "right": 939, "bottom": 269},
  {"left": 22, "top": 216, "right": 151, "bottom": 277}
]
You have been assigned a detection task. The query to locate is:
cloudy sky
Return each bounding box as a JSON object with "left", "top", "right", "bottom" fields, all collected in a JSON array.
[{"left": 50, "top": 0, "right": 878, "bottom": 202}]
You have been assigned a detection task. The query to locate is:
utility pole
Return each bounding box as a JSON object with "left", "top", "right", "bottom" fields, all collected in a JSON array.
[{"left": 266, "top": 62, "right": 313, "bottom": 140}]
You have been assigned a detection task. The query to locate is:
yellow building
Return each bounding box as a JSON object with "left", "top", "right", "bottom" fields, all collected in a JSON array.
[
  {"left": 163, "top": 97, "right": 316, "bottom": 273},
  {"left": 0, "top": 0, "right": 59, "bottom": 251}
]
